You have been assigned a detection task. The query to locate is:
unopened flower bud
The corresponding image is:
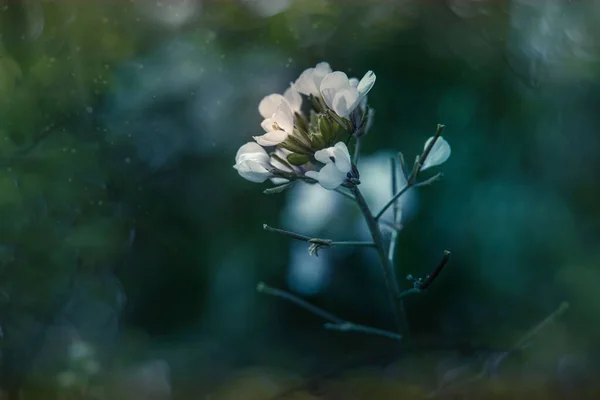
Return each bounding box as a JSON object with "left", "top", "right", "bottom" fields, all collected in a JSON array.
[
  {"left": 286, "top": 153, "right": 310, "bottom": 166},
  {"left": 318, "top": 114, "right": 335, "bottom": 143}
]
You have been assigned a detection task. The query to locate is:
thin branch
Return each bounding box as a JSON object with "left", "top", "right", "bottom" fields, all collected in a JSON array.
[
  {"left": 397, "top": 251, "right": 451, "bottom": 299},
  {"left": 263, "top": 224, "right": 375, "bottom": 248},
  {"left": 374, "top": 173, "right": 442, "bottom": 221},
  {"left": 431, "top": 301, "right": 570, "bottom": 397},
  {"left": 417, "top": 250, "right": 451, "bottom": 290},
  {"left": 353, "top": 137, "right": 362, "bottom": 165},
  {"left": 350, "top": 186, "right": 407, "bottom": 335},
  {"left": 257, "top": 282, "right": 401, "bottom": 341},
  {"left": 324, "top": 322, "right": 402, "bottom": 341},
  {"left": 387, "top": 157, "right": 403, "bottom": 314},
  {"left": 408, "top": 124, "right": 445, "bottom": 185}
]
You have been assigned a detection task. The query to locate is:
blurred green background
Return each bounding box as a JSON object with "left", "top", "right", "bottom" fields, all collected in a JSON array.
[{"left": 1, "top": 0, "right": 600, "bottom": 398}]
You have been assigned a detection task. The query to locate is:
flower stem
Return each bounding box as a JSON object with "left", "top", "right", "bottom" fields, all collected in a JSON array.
[
  {"left": 350, "top": 186, "right": 407, "bottom": 336},
  {"left": 374, "top": 173, "right": 442, "bottom": 221},
  {"left": 257, "top": 282, "right": 402, "bottom": 341},
  {"left": 263, "top": 225, "right": 375, "bottom": 248},
  {"left": 353, "top": 137, "right": 362, "bottom": 165}
]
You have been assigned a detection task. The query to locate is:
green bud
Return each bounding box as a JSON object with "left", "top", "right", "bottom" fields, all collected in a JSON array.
[
  {"left": 309, "top": 132, "right": 327, "bottom": 149},
  {"left": 318, "top": 114, "right": 334, "bottom": 142},
  {"left": 286, "top": 153, "right": 310, "bottom": 166}
]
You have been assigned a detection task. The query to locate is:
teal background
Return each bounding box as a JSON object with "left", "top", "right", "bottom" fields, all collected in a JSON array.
[{"left": 1, "top": 0, "right": 599, "bottom": 398}]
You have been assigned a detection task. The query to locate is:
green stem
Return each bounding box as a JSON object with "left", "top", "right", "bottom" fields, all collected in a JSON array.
[
  {"left": 374, "top": 173, "right": 442, "bottom": 221},
  {"left": 263, "top": 225, "right": 375, "bottom": 248},
  {"left": 257, "top": 282, "right": 402, "bottom": 341},
  {"left": 350, "top": 186, "right": 407, "bottom": 336}
]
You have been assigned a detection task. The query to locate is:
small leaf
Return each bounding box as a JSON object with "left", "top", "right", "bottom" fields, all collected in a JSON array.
[
  {"left": 263, "top": 182, "right": 294, "bottom": 194},
  {"left": 286, "top": 153, "right": 310, "bottom": 166}
]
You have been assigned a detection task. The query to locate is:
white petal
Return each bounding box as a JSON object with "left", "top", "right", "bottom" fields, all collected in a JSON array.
[
  {"left": 253, "top": 129, "right": 289, "bottom": 146},
  {"left": 236, "top": 160, "right": 272, "bottom": 183},
  {"left": 332, "top": 89, "right": 358, "bottom": 118},
  {"left": 357, "top": 71, "right": 376, "bottom": 96},
  {"left": 235, "top": 142, "right": 267, "bottom": 161},
  {"left": 284, "top": 85, "right": 302, "bottom": 113},
  {"left": 316, "top": 163, "right": 347, "bottom": 190},
  {"left": 332, "top": 142, "right": 352, "bottom": 173},
  {"left": 314, "top": 62, "right": 332, "bottom": 75},
  {"left": 258, "top": 94, "right": 286, "bottom": 119},
  {"left": 261, "top": 118, "right": 275, "bottom": 132},
  {"left": 305, "top": 170, "right": 319, "bottom": 180},
  {"left": 349, "top": 77, "right": 359, "bottom": 88},
  {"left": 421, "top": 136, "right": 451, "bottom": 171},
  {"left": 272, "top": 100, "right": 294, "bottom": 134},
  {"left": 320, "top": 71, "right": 352, "bottom": 109},
  {"left": 313, "top": 146, "right": 335, "bottom": 164},
  {"left": 294, "top": 68, "right": 318, "bottom": 96},
  {"left": 312, "top": 62, "right": 332, "bottom": 88}
]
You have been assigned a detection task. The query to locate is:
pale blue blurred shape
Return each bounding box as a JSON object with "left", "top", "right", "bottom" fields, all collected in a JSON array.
[
  {"left": 287, "top": 242, "right": 331, "bottom": 296},
  {"left": 281, "top": 182, "right": 341, "bottom": 234},
  {"left": 357, "top": 151, "right": 418, "bottom": 226}
]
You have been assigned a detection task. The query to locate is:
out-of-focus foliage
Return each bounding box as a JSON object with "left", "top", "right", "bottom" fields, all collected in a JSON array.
[{"left": 1, "top": 0, "right": 600, "bottom": 398}]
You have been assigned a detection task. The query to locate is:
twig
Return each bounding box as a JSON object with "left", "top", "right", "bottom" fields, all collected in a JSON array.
[
  {"left": 417, "top": 250, "right": 451, "bottom": 290},
  {"left": 263, "top": 225, "right": 375, "bottom": 248},
  {"left": 408, "top": 124, "right": 445, "bottom": 185},
  {"left": 387, "top": 157, "right": 409, "bottom": 333},
  {"left": 398, "top": 251, "right": 451, "bottom": 298},
  {"left": 353, "top": 137, "right": 362, "bottom": 165},
  {"left": 257, "top": 282, "right": 402, "bottom": 341},
  {"left": 350, "top": 186, "right": 407, "bottom": 335},
  {"left": 431, "top": 301, "right": 570, "bottom": 397},
  {"left": 374, "top": 173, "right": 442, "bottom": 221}
]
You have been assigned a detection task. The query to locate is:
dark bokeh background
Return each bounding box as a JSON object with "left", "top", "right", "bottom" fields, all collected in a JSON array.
[{"left": 1, "top": 0, "right": 600, "bottom": 398}]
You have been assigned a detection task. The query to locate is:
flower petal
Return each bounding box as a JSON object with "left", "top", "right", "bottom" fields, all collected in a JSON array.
[
  {"left": 357, "top": 71, "right": 376, "bottom": 97},
  {"left": 236, "top": 160, "right": 272, "bottom": 183},
  {"left": 332, "top": 142, "right": 352, "bottom": 173},
  {"left": 295, "top": 68, "right": 318, "bottom": 96},
  {"left": 421, "top": 136, "right": 451, "bottom": 171},
  {"left": 258, "top": 94, "right": 286, "bottom": 119},
  {"left": 305, "top": 171, "right": 319, "bottom": 180},
  {"left": 312, "top": 62, "right": 332, "bottom": 89},
  {"left": 272, "top": 100, "right": 294, "bottom": 134},
  {"left": 313, "top": 146, "right": 335, "bottom": 164},
  {"left": 332, "top": 89, "right": 358, "bottom": 118},
  {"left": 284, "top": 85, "right": 302, "bottom": 112},
  {"left": 253, "top": 129, "right": 289, "bottom": 146},
  {"left": 315, "top": 162, "right": 347, "bottom": 190},
  {"left": 320, "top": 71, "right": 352, "bottom": 110},
  {"left": 261, "top": 118, "right": 275, "bottom": 132},
  {"left": 235, "top": 142, "right": 267, "bottom": 162}
]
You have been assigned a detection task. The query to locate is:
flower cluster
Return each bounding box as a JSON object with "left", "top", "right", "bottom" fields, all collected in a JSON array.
[
  {"left": 234, "top": 62, "right": 452, "bottom": 191},
  {"left": 234, "top": 62, "right": 376, "bottom": 190}
]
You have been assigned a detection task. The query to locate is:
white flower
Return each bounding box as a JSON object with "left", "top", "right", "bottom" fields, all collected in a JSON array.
[
  {"left": 320, "top": 70, "right": 376, "bottom": 118},
  {"left": 233, "top": 142, "right": 273, "bottom": 183},
  {"left": 294, "top": 62, "right": 332, "bottom": 96},
  {"left": 253, "top": 99, "right": 294, "bottom": 146},
  {"left": 305, "top": 142, "right": 352, "bottom": 190},
  {"left": 421, "top": 136, "right": 451, "bottom": 171}
]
